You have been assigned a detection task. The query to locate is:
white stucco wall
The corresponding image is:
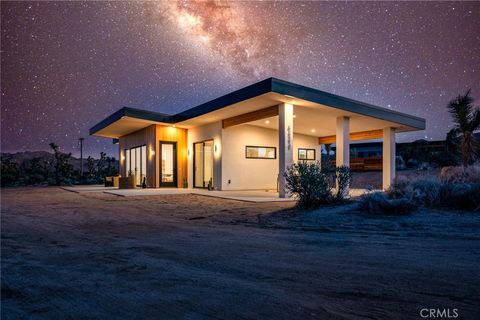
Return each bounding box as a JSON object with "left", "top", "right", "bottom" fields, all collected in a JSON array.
[
  {"left": 221, "top": 124, "right": 320, "bottom": 190},
  {"left": 187, "top": 121, "right": 222, "bottom": 190}
]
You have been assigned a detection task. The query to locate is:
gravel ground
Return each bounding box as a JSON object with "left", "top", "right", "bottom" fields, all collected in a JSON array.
[{"left": 1, "top": 187, "right": 479, "bottom": 319}]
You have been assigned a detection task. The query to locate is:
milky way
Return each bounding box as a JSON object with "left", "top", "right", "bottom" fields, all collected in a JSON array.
[{"left": 1, "top": 1, "right": 479, "bottom": 157}]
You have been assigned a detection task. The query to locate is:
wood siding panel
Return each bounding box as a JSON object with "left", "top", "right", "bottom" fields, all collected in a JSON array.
[
  {"left": 156, "top": 125, "right": 188, "bottom": 188},
  {"left": 222, "top": 105, "right": 279, "bottom": 129},
  {"left": 318, "top": 129, "right": 383, "bottom": 144}
]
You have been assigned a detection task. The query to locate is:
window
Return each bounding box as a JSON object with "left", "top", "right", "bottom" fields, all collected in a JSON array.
[
  {"left": 245, "top": 146, "right": 276, "bottom": 159},
  {"left": 298, "top": 148, "right": 316, "bottom": 161},
  {"left": 124, "top": 145, "right": 147, "bottom": 186}
]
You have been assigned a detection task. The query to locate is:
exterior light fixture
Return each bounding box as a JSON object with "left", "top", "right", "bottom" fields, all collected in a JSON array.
[
  {"left": 214, "top": 144, "right": 218, "bottom": 152},
  {"left": 293, "top": 114, "right": 296, "bottom": 118},
  {"left": 265, "top": 120, "right": 270, "bottom": 124},
  {"left": 311, "top": 129, "right": 316, "bottom": 133}
]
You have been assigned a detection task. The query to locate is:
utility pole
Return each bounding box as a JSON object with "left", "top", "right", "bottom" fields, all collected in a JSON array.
[{"left": 79, "top": 137, "right": 84, "bottom": 177}]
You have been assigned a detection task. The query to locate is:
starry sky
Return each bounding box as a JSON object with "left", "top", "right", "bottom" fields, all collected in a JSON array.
[{"left": 1, "top": 1, "right": 479, "bottom": 158}]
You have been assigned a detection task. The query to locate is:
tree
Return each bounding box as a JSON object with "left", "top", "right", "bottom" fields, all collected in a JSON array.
[
  {"left": 49, "top": 142, "right": 73, "bottom": 185},
  {"left": 97, "top": 152, "right": 107, "bottom": 178},
  {"left": 1, "top": 157, "right": 19, "bottom": 187},
  {"left": 447, "top": 89, "right": 480, "bottom": 167},
  {"left": 86, "top": 156, "right": 96, "bottom": 178}
]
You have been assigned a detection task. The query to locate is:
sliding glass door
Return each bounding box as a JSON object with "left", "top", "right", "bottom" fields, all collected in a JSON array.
[
  {"left": 194, "top": 140, "right": 213, "bottom": 188},
  {"left": 125, "top": 145, "right": 147, "bottom": 186}
]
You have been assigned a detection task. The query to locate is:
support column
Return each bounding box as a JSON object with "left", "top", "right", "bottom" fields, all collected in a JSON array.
[
  {"left": 336, "top": 116, "right": 350, "bottom": 167},
  {"left": 278, "top": 103, "right": 294, "bottom": 198},
  {"left": 383, "top": 127, "right": 396, "bottom": 190}
]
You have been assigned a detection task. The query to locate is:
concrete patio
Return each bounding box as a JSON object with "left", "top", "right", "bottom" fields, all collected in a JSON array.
[{"left": 62, "top": 185, "right": 367, "bottom": 202}]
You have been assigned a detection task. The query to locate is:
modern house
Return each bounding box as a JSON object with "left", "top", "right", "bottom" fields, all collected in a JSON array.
[{"left": 90, "top": 78, "right": 425, "bottom": 197}]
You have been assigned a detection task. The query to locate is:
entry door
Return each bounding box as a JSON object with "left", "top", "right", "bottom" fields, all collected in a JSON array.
[
  {"left": 194, "top": 140, "right": 214, "bottom": 188},
  {"left": 160, "top": 142, "right": 177, "bottom": 187}
]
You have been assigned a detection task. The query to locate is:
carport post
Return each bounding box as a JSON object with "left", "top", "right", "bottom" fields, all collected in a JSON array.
[
  {"left": 335, "top": 116, "right": 350, "bottom": 167},
  {"left": 336, "top": 116, "right": 350, "bottom": 191},
  {"left": 382, "top": 127, "right": 396, "bottom": 190},
  {"left": 278, "top": 103, "right": 294, "bottom": 198}
]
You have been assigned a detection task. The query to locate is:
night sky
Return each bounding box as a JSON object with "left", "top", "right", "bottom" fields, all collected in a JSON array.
[{"left": 1, "top": 1, "right": 479, "bottom": 158}]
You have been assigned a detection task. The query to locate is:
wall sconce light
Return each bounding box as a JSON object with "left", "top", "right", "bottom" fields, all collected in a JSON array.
[
  {"left": 188, "top": 149, "right": 190, "bottom": 156},
  {"left": 121, "top": 155, "right": 125, "bottom": 161},
  {"left": 149, "top": 148, "right": 155, "bottom": 157},
  {"left": 214, "top": 144, "right": 218, "bottom": 152}
]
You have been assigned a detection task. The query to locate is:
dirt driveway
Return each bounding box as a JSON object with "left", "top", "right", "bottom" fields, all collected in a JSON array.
[{"left": 1, "top": 187, "right": 479, "bottom": 319}]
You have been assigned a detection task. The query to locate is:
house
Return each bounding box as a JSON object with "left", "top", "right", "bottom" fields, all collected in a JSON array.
[{"left": 90, "top": 78, "right": 425, "bottom": 197}]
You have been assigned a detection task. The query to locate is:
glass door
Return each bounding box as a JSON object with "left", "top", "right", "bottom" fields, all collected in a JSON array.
[
  {"left": 125, "top": 145, "right": 146, "bottom": 187},
  {"left": 194, "top": 140, "right": 214, "bottom": 188},
  {"left": 160, "top": 142, "right": 177, "bottom": 187}
]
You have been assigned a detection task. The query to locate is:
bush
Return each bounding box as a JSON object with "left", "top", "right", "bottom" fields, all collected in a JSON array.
[
  {"left": 440, "top": 165, "right": 480, "bottom": 184},
  {"left": 439, "top": 183, "right": 480, "bottom": 212},
  {"left": 335, "top": 165, "right": 352, "bottom": 201},
  {"left": 388, "top": 175, "right": 480, "bottom": 212},
  {"left": 284, "top": 162, "right": 352, "bottom": 208},
  {"left": 358, "top": 192, "right": 417, "bottom": 215},
  {"left": 284, "top": 162, "right": 332, "bottom": 208}
]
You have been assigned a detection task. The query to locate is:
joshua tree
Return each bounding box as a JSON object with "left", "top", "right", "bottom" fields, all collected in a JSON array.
[
  {"left": 49, "top": 142, "right": 73, "bottom": 185},
  {"left": 447, "top": 89, "right": 480, "bottom": 167}
]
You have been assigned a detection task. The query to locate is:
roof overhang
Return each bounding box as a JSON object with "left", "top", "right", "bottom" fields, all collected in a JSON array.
[
  {"left": 90, "top": 78, "right": 425, "bottom": 139},
  {"left": 89, "top": 107, "right": 173, "bottom": 138}
]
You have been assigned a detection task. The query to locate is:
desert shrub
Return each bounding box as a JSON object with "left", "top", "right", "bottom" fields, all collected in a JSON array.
[
  {"left": 335, "top": 165, "right": 352, "bottom": 201},
  {"left": 358, "top": 192, "right": 417, "bottom": 215},
  {"left": 388, "top": 174, "right": 480, "bottom": 212},
  {"left": 440, "top": 165, "right": 480, "bottom": 184},
  {"left": 439, "top": 183, "right": 480, "bottom": 212},
  {"left": 285, "top": 162, "right": 352, "bottom": 208},
  {"left": 387, "top": 176, "right": 411, "bottom": 198},
  {"left": 1, "top": 158, "right": 20, "bottom": 187},
  {"left": 410, "top": 179, "right": 443, "bottom": 207},
  {"left": 285, "top": 162, "right": 332, "bottom": 208}
]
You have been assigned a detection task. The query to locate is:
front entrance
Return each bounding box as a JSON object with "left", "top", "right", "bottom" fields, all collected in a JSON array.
[
  {"left": 194, "top": 140, "right": 214, "bottom": 188},
  {"left": 160, "top": 141, "right": 177, "bottom": 187}
]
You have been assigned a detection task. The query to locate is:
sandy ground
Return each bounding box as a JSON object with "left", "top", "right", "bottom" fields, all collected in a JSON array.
[{"left": 1, "top": 187, "right": 479, "bottom": 319}]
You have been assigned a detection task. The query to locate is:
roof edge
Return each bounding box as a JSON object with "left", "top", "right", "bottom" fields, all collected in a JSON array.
[
  {"left": 89, "top": 107, "right": 173, "bottom": 136},
  {"left": 271, "top": 78, "right": 426, "bottom": 130},
  {"left": 171, "top": 77, "right": 273, "bottom": 122}
]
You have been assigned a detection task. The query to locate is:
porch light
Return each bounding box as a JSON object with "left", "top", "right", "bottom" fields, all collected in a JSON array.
[
  {"left": 149, "top": 148, "right": 155, "bottom": 157},
  {"left": 214, "top": 144, "right": 218, "bottom": 152}
]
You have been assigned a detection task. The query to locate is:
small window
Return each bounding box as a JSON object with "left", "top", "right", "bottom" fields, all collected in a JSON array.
[
  {"left": 245, "top": 146, "right": 276, "bottom": 159},
  {"left": 298, "top": 148, "right": 316, "bottom": 161}
]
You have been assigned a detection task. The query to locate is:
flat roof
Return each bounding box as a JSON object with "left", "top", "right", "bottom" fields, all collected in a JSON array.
[{"left": 90, "top": 77, "right": 425, "bottom": 136}]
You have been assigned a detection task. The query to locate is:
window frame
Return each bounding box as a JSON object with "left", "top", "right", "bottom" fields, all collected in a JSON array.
[
  {"left": 298, "top": 148, "right": 316, "bottom": 161},
  {"left": 245, "top": 145, "right": 277, "bottom": 159}
]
